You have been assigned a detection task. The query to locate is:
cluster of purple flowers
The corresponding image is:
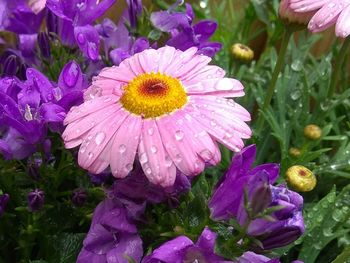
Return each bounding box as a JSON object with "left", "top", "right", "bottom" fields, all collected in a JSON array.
[
  {"left": 76, "top": 145, "right": 304, "bottom": 262},
  {"left": 0, "top": 62, "right": 85, "bottom": 159}
]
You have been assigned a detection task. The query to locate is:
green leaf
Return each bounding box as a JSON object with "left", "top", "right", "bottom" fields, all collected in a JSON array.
[
  {"left": 298, "top": 185, "right": 350, "bottom": 262},
  {"left": 48, "top": 233, "right": 85, "bottom": 263}
]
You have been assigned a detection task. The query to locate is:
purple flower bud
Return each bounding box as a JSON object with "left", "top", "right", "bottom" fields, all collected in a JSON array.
[
  {"left": 17, "top": 63, "right": 28, "bottom": 80},
  {"left": 27, "top": 189, "right": 45, "bottom": 212},
  {"left": 3, "top": 55, "right": 18, "bottom": 76},
  {"left": 37, "top": 32, "right": 51, "bottom": 58},
  {"left": 46, "top": 10, "right": 58, "bottom": 34},
  {"left": 88, "top": 172, "right": 111, "bottom": 185},
  {"left": 251, "top": 183, "right": 272, "bottom": 215},
  {"left": 72, "top": 188, "right": 87, "bottom": 207},
  {"left": 27, "top": 158, "right": 42, "bottom": 181},
  {"left": 0, "top": 194, "right": 10, "bottom": 216}
]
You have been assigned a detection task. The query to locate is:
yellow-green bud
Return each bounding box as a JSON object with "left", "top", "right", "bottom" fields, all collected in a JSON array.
[
  {"left": 231, "top": 43, "right": 254, "bottom": 63},
  {"left": 286, "top": 165, "right": 316, "bottom": 192},
  {"left": 304, "top": 124, "right": 322, "bottom": 140},
  {"left": 289, "top": 147, "right": 301, "bottom": 158}
]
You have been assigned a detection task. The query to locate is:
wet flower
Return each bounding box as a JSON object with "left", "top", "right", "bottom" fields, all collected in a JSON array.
[
  {"left": 209, "top": 145, "right": 305, "bottom": 250},
  {"left": 303, "top": 124, "right": 322, "bottom": 140},
  {"left": 72, "top": 188, "right": 88, "bottom": 207},
  {"left": 0, "top": 193, "right": 10, "bottom": 216},
  {"left": 286, "top": 165, "right": 316, "bottom": 192},
  {"left": 0, "top": 62, "right": 86, "bottom": 160},
  {"left": 231, "top": 43, "right": 254, "bottom": 63},
  {"left": 289, "top": 147, "right": 301, "bottom": 158},
  {"left": 46, "top": 0, "right": 117, "bottom": 60},
  {"left": 63, "top": 46, "right": 251, "bottom": 187},
  {"left": 142, "top": 227, "right": 229, "bottom": 263},
  {"left": 96, "top": 18, "right": 150, "bottom": 66},
  {"left": 77, "top": 199, "right": 143, "bottom": 263},
  {"left": 151, "top": 3, "right": 222, "bottom": 57},
  {"left": 28, "top": 189, "right": 45, "bottom": 211},
  {"left": 288, "top": 0, "right": 350, "bottom": 38}
]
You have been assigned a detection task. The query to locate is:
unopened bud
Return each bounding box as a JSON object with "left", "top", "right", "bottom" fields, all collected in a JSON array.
[
  {"left": 3, "top": 55, "right": 18, "bottom": 76},
  {"left": 289, "top": 147, "right": 301, "bottom": 158},
  {"left": 279, "top": 0, "right": 315, "bottom": 26},
  {"left": 286, "top": 165, "right": 316, "bottom": 192},
  {"left": 304, "top": 124, "right": 322, "bottom": 140},
  {"left": 71, "top": 188, "right": 87, "bottom": 207},
  {"left": 0, "top": 194, "right": 9, "bottom": 216},
  {"left": 28, "top": 189, "right": 45, "bottom": 212},
  {"left": 38, "top": 32, "right": 51, "bottom": 58},
  {"left": 231, "top": 43, "right": 254, "bottom": 63}
]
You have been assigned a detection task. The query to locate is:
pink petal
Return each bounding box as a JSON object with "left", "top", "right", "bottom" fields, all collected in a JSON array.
[
  {"left": 308, "top": 2, "right": 342, "bottom": 32},
  {"left": 138, "top": 49, "right": 161, "bottom": 72},
  {"left": 63, "top": 103, "right": 121, "bottom": 143},
  {"left": 173, "top": 55, "right": 212, "bottom": 80},
  {"left": 77, "top": 108, "right": 129, "bottom": 173},
  {"left": 157, "top": 111, "right": 205, "bottom": 176},
  {"left": 178, "top": 114, "right": 221, "bottom": 166},
  {"left": 121, "top": 53, "right": 145, "bottom": 76},
  {"left": 163, "top": 47, "right": 198, "bottom": 75},
  {"left": 187, "top": 97, "right": 252, "bottom": 152},
  {"left": 335, "top": 4, "right": 350, "bottom": 38},
  {"left": 109, "top": 114, "right": 142, "bottom": 178},
  {"left": 27, "top": 0, "right": 46, "bottom": 14},
  {"left": 98, "top": 64, "right": 136, "bottom": 83},
  {"left": 64, "top": 95, "right": 119, "bottom": 125},
  {"left": 138, "top": 120, "right": 176, "bottom": 187},
  {"left": 289, "top": 0, "right": 329, "bottom": 12},
  {"left": 185, "top": 77, "right": 245, "bottom": 98},
  {"left": 84, "top": 77, "right": 124, "bottom": 100},
  {"left": 157, "top": 46, "right": 177, "bottom": 73}
]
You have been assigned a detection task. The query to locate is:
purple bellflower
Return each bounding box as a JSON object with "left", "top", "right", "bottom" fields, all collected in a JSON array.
[
  {"left": 77, "top": 198, "right": 143, "bottom": 263},
  {"left": 142, "top": 227, "right": 231, "bottom": 263},
  {"left": 28, "top": 189, "right": 45, "bottom": 211},
  {"left": 151, "top": 2, "right": 222, "bottom": 57},
  {"left": 46, "top": 0, "right": 117, "bottom": 60},
  {"left": 0, "top": 61, "right": 86, "bottom": 160},
  {"left": 208, "top": 145, "right": 305, "bottom": 251}
]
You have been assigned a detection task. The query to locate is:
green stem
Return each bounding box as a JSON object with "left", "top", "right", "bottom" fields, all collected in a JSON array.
[
  {"left": 255, "top": 29, "right": 293, "bottom": 133},
  {"left": 328, "top": 37, "right": 350, "bottom": 98}
]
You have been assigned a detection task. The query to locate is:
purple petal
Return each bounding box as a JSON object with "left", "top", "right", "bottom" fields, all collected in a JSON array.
[
  {"left": 109, "top": 48, "right": 131, "bottom": 66},
  {"left": 57, "top": 90, "right": 84, "bottom": 111},
  {"left": 58, "top": 61, "right": 84, "bottom": 92},
  {"left": 132, "top": 37, "right": 149, "bottom": 54},
  {"left": 26, "top": 68, "right": 55, "bottom": 103},
  {"left": 74, "top": 25, "right": 100, "bottom": 61},
  {"left": 77, "top": 248, "right": 107, "bottom": 263},
  {"left": 151, "top": 11, "right": 191, "bottom": 32},
  {"left": 142, "top": 236, "right": 193, "bottom": 262},
  {"left": 195, "top": 227, "right": 217, "bottom": 252},
  {"left": 251, "top": 163, "right": 280, "bottom": 184},
  {"left": 234, "top": 252, "right": 274, "bottom": 263},
  {"left": 38, "top": 103, "right": 66, "bottom": 123},
  {"left": 193, "top": 20, "right": 218, "bottom": 42},
  {"left": 84, "top": 224, "right": 116, "bottom": 254},
  {"left": 106, "top": 235, "right": 143, "bottom": 263},
  {"left": 57, "top": 18, "right": 75, "bottom": 46},
  {"left": 76, "top": 0, "right": 117, "bottom": 25},
  {"left": 18, "top": 34, "right": 37, "bottom": 57}
]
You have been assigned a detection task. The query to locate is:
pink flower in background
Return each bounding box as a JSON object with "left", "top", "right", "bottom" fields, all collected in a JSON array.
[
  {"left": 27, "top": 0, "right": 46, "bottom": 14},
  {"left": 289, "top": 0, "right": 350, "bottom": 38},
  {"left": 279, "top": 0, "right": 316, "bottom": 25},
  {"left": 62, "top": 46, "right": 251, "bottom": 187}
]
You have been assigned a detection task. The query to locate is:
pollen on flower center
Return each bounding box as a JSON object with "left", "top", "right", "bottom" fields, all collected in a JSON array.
[{"left": 120, "top": 72, "right": 188, "bottom": 118}]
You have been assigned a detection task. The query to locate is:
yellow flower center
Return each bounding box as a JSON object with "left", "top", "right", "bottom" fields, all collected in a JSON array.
[{"left": 120, "top": 72, "right": 188, "bottom": 118}]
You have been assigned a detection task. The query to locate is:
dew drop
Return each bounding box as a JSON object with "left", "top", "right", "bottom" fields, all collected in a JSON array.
[
  {"left": 88, "top": 152, "right": 94, "bottom": 159},
  {"left": 95, "top": 132, "right": 106, "bottom": 145},
  {"left": 119, "top": 144, "right": 126, "bottom": 153},
  {"left": 291, "top": 60, "right": 302, "bottom": 72},
  {"left": 175, "top": 130, "right": 184, "bottom": 141},
  {"left": 150, "top": 145, "right": 158, "bottom": 153},
  {"left": 80, "top": 146, "right": 86, "bottom": 153},
  {"left": 148, "top": 127, "right": 154, "bottom": 135},
  {"left": 140, "top": 153, "right": 148, "bottom": 164}
]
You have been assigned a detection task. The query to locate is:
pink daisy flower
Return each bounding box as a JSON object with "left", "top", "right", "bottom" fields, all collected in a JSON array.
[
  {"left": 62, "top": 46, "right": 251, "bottom": 187},
  {"left": 289, "top": 0, "right": 350, "bottom": 38}
]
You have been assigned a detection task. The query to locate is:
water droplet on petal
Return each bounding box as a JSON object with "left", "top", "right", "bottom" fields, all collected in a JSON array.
[
  {"left": 119, "top": 144, "right": 126, "bottom": 153},
  {"left": 150, "top": 145, "right": 157, "bottom": 153},
  {"left": 95, "top": 132, "right": 106, "bottom": 145},
  {"left": 88, "top": 152, "right": 94, "bottom": 159},
  {"left": 165, "top": 156, "right": 173, "bottom": 167},
  {"left": 148, "top": 127, "right": 154, "bottom": 135},
  {"left": 140, "top": 153, "right": 148, "bottom": 164},
  {"left": 175, "top": 130, "right": 184, "bottom": 141}
]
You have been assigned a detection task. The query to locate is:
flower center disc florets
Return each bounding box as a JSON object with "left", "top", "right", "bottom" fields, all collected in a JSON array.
[{"left": 120, "top": 72, "right": 188, "bottom": 118}]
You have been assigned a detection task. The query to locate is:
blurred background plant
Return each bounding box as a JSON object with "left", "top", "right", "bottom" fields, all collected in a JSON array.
[{"left": 0, "top": 0, "right": 349, "bottom": 263}]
